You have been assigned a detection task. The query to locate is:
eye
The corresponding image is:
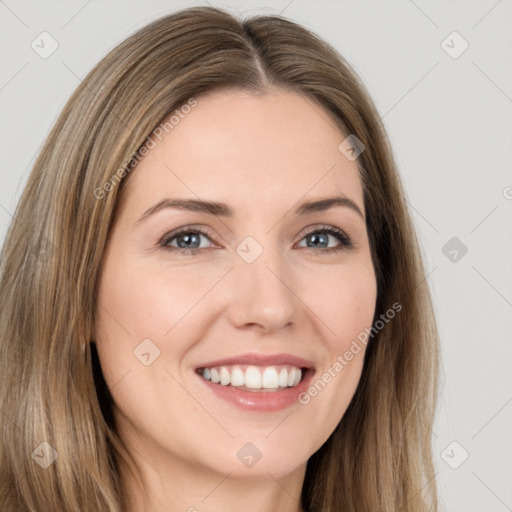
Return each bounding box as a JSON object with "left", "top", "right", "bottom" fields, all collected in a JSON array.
[
  {"left": 160, "top": 226, "right": 216, "bottom": 255},
  {"left": 159, "top": 224, "right": 353, "bottom": 255},
  {"left": 297, "top": 225, "right": 353, "bottom": 253}
]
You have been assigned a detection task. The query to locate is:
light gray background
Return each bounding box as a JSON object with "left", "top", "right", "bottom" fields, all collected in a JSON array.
[{"left": 1, "top": 1, "right": 511, "bottom": 510}]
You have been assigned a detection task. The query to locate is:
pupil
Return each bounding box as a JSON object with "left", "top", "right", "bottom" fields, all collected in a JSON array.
[
  {"left": 178, "top": 233, "right": 199, "bottom": 249},
  {"left": 309, "top": 233, "right": 327, "bottom": 248}
]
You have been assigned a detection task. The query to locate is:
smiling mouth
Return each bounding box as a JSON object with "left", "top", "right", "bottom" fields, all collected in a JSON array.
[{"left": 196, "top": 364, "right": 309, "bottom": 392}]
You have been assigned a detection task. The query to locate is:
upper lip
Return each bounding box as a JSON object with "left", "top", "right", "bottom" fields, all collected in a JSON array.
[{"left": 196, "top": 352, "right": 314, "bottom": 370}]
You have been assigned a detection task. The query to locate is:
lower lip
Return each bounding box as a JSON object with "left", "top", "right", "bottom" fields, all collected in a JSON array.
[{"left": 197, "top": 369, "right": 315, "bottom": 412}]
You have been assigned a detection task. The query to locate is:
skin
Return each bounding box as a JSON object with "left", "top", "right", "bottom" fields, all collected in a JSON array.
[{"left": 94, "top": 88, "right": 377, "bottom": 512}]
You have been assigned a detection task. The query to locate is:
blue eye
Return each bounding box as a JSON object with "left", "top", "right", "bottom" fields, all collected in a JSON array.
[
  {"left": 160, "top": 224, "right": 353, "bottom": 255},
  {"left": 298, "top": 225, "right": 353, "bottom": 251},
  {"left": 162, "top": 229, "right": 213, "bottom": 253}
]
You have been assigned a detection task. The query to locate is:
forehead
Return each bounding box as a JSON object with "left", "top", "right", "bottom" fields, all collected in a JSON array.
[{"left": 120, "top": 88, "right": 364, "bottom": 217}]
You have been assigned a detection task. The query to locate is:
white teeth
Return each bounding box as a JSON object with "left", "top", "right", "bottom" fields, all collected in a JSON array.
[
  {"left": 278, "top": 368, "right": 288, "bottom": 387},
  {"left": 245, "top": 366, "right": 262, "bottom": 389},
  {"left": 287, "top": 368, "right": 296, "bottom": 387},
  {"left": 262, "top": 367, "right": 279, "bottom": 388},
  {"left": 231, "top": 367, "right": 244, "bottom": 387},
  {"left": 210, "top": 368, "right": 220, "bottom": 384},
  {"left": 219, "top": 366, "right": 230, "bottom": 386},
  {"left": 199, "top": 364, "right": 305, "bottom": 390}
]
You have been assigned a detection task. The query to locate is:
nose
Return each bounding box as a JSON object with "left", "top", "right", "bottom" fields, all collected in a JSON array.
[{"left": 227, "top": 243, "right": 299, "bottom": 333}]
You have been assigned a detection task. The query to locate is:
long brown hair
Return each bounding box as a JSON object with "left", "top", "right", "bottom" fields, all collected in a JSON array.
[{"left": 0, "top": 6, "right": 439, "bottom": 511}]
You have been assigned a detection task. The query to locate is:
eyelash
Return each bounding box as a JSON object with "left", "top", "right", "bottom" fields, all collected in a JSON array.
[{"left": 159, "top": 224, "right": 353, "bottom": 256}]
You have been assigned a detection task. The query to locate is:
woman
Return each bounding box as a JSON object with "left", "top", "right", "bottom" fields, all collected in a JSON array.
[{"left": 0, "top": 6, "right": 439, "bottom": 511}]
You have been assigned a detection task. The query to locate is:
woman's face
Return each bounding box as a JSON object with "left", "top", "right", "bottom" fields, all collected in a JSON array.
[{"left": 95, "top": 88, "right": 377, "bottom": 483}]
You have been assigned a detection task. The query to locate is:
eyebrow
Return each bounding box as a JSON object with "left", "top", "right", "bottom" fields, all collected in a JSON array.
[{"left": 135, "top": 195, "right": 364, "bottom": 225}]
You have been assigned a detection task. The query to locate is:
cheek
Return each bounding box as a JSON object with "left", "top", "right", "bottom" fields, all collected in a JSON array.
[
  {"left": 296, "top": 261, "right": 376, "bottom": 428},
  {"left": 93, "top": 256, "right": 212, "bottom": 433},
  {"left": 97, "top": 256, "right": 208, "bottom": 336},
  {"left": 95, "top": 254, "right": 228, "bottom": 380},
  {"left": 303, "top": 259, "right": 377, "bottom": 346}
]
